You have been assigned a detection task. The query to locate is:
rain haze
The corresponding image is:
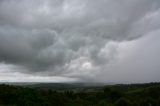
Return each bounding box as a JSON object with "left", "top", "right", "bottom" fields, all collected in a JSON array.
[{"left": 0, "top": 0, "right": 160, "bottom": 83}]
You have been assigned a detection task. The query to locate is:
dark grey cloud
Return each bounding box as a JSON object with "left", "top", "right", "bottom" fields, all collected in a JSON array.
[
  {"left": 0, "top": 27, "right": 56, "bottom": 70},
  {"left": 0, "top": 0, "right": 160, "bottom": 82}
]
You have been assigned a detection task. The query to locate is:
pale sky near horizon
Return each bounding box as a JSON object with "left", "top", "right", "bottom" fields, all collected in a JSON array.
[{"left": 0, "top": 0, "right": 160, "bottom": 83}]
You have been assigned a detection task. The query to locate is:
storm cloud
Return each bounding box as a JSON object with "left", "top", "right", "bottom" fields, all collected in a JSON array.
[{"left": 0, "top": 0, "right": 160, "bottom": 82}]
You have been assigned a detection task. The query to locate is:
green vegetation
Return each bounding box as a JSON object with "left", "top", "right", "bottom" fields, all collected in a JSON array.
[{"left": 0, "top": 83, "right": 160, "bottom": 106}]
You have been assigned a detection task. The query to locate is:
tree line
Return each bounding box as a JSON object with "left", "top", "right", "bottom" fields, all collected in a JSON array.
[{"left": 0, "top": 83, "right": 160, "bottom": 106}]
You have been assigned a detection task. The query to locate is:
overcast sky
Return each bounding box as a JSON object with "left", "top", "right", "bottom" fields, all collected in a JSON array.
[{"left": 0, "top": 0, "right": 160, "bottom": 83}]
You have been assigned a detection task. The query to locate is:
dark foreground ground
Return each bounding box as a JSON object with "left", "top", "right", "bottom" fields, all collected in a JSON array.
[{"left": 0, "top": 82, "right": 160, "bottom": 106}]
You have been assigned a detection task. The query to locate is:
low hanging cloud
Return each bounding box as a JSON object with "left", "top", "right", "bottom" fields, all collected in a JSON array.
[{"left": 0, "top": 0, "right": 160, "bottom": 82}]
